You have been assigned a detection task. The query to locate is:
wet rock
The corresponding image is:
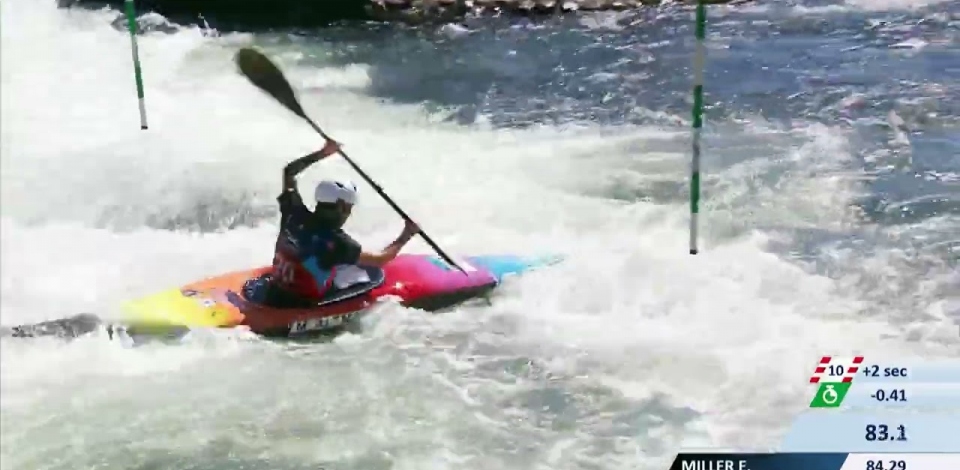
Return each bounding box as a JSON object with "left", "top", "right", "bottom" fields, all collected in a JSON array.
[
  {"left": 3, "top": 314, "right": 104, "bottom": 339},
  {"left": 109, "top": 11, "right": 181, "bottom": 34}
]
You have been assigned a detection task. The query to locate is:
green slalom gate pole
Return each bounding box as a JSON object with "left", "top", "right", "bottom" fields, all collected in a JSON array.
[
  {"left": 124, "top": 0, "right": 148, "bottom": 130},
  {"left": 689, "top": 0, "right": 706, "bottom": 255}
]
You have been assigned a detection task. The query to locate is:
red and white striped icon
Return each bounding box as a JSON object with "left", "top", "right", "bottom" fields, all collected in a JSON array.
[{"left": 809, "top": 356, "right": 864, "bottom": 383}]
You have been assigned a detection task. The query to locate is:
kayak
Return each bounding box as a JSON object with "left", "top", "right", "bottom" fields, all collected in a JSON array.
[{"left": 121, "top": 253, "right": 562, "bottom": 337}]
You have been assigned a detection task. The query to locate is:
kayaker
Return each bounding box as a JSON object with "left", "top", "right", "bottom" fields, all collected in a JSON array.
[{"left": 262, "top": 140, "right": 420, "bottom": 308}]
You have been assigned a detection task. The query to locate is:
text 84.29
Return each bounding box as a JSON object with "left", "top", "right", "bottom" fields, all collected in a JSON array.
[
  {"left": 865, "top": 424, "right": 907, "bottom": 441},
  {"left": 866, "top": 460, "right": 906, "bottom": 470}
]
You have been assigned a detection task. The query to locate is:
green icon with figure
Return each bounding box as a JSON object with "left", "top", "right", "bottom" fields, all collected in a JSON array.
[{"left": 809, "top": 382, "right": 852, "bottom": 408}]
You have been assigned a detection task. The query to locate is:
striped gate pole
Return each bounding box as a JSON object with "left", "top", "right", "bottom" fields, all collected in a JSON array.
[
  {"left": 689, "top": 0, "right": 706, "bottom": 254},
  {"left": 124, "top": 0, "right": 149, "bottom": 130}
]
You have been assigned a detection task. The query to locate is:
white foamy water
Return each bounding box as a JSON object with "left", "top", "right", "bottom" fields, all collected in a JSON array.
[{"left": 1, "top": 1, "right": 956, "bottom": 470}]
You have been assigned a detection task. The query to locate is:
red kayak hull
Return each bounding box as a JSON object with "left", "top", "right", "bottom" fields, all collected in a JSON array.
[{"left": 132, "top": 254, "right": 499, "bottom": 336}]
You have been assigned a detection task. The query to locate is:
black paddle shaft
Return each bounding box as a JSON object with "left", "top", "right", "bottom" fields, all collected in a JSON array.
[{"left": 234, "top": 47, "right": 467, "bottom": 275}]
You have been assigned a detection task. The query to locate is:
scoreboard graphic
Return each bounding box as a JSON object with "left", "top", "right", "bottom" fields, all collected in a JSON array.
[{"left": 668, "top": 356, "right": 960, "bottom": 470}]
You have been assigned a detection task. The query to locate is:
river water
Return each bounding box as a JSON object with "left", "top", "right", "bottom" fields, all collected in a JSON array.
[{"left": 1, "top": 0, "right": 958, "bottom": 469}]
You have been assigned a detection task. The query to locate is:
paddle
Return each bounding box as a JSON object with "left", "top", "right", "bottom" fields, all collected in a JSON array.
[{"left": 234, "top": 47, "right": 467, "bottom": 275}]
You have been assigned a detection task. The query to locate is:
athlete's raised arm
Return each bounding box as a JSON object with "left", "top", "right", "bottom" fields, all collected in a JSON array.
[{"left": 282, "top": 140, "right": 341, "bottom": 191}]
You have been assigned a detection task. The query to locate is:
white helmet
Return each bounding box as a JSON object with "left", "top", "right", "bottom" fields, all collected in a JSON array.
[{"left": 314, "top": 179, "right": 358, "bottom": 205}]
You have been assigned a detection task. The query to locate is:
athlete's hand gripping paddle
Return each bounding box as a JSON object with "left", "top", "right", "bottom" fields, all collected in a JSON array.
[{"left": 234, "top": 47, "right": 467, "bottom": 275}]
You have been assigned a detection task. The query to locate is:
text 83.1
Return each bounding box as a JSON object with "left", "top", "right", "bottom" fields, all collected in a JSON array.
[{"left": 865, "top": 424, "right": 907, "bottom": 442}]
